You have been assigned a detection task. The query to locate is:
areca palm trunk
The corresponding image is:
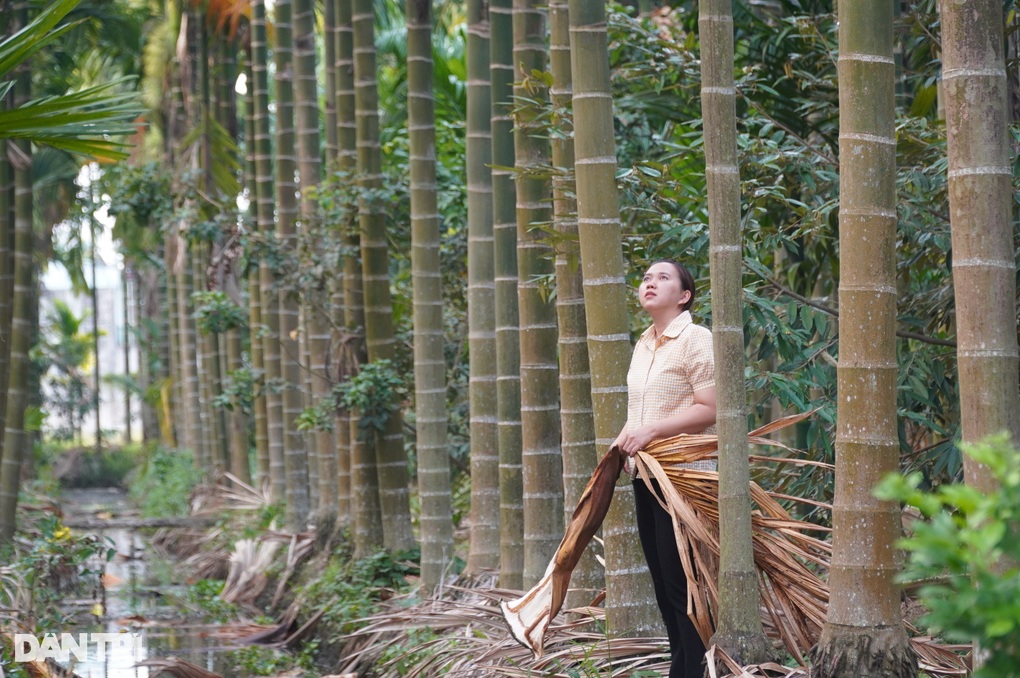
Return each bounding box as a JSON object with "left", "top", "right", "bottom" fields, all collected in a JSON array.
[
  {"left": 465, "top": 0, "right": 500, "bottom": 574},
  {"left": 250, "top": 0, "right": 285, "bottom": 500},
  {"left": 548, "top": 0, "right": 601, "bottom": 609},
  {"left": 407, "top": 0, "right": 455, "bottom": 591},
  {"left": 273, "top": 0, "right": 311, "bottom": 531},
  {"left": 293, "top": 0, "right": 335, "bottom": 519},
  {"left": 0, "top": 98, "right": 11, "bottom": 450},
  {"left": 700, "top": 0, "right": 773, "bottom": 664},
  {"left": 352, "top": 0, "right": 415, "bottom": 551},
  {"left": 176, "top": 232, "right": 205, "bottom": 469},
  {"left": 811, "top": 0, "right": 916, "bottom": 674},
  {"left": 567, "top": 0, "right": 658, "bottom": 637},
  {"left": 0, "top": 54, "right": 32, "bottom": 543},
  {"left": 490, "top": 0, "right": 524, "bottom": 590},
  {"left": 334, "top": 0, "right": 359, "bottom": 529},
  {"left": 512, "top": 0, "right": 564, "bottom": 586},
  {"left": 940, "top": 0, "right": 1020, "bottom": 480},
  {"left": 243, "top": 77, "right": 270, "bottom": 485}
]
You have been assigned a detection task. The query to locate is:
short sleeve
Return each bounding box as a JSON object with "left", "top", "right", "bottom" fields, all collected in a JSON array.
[{"left": 684, "top": 325, "right": 715, "bottom": 392}]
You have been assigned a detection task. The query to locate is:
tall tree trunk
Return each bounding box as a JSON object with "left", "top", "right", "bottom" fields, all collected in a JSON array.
[
  {"left": 274, "top": 0, "right": 311, "bottom": 531},
  {"left": 811, "top": 0, "right": 916, "bottom": 674},
  {"left": 243, "top": 53, "right": 270, "bottom": 487},
  {"left": 940, "top": 0, "right": 1020, "bottom": 478},
  {"left": 333, "top": 0, "right": 359, "bottom": 530},
  {"left": 512, "top": 0, "right": 564, "bottom": 588},
  {"left": 0, "top": 34, "right": 32, "bottom": 543},
  {"left": 465, "top": 0, "right": 500, "bottom": 575},
  {"left": 352, "top": 0, "right": 415, "bottom": 551},
  {"left": 567, "top": 0, "right": 658, "bottom": 637},
  {"left": 407, "top": 0, "right": 455, "bottom": 591},
  {"left": 250, "top": 0, "right": 285, "bottom": 502},
  {"left": 490, "top": 0, "right": 524, "bottom": 590},
  {"left": 548, "top": 0, "right": 601, "bottom": 609},
  {"left": 700, "top": 0, "right": 774, "bottom": 665},
  {"left": 293, "top": 0, "right": 334, "bottom": 521},
  {"left": 0, "top": 93, "right": 13, "bottom": 458}
]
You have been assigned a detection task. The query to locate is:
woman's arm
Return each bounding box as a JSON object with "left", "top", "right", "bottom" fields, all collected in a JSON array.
[{"left": 612, "top": 386, "right": 717, "bottom": 456}]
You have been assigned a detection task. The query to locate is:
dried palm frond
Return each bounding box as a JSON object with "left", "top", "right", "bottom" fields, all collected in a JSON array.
[{"left": 220, "top": 538, "right": 281, "bottom": 606}]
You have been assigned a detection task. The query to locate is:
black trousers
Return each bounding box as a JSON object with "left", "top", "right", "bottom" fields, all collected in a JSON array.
[{"left": 633, "top": 478, "right": 706, "bottom": 678}]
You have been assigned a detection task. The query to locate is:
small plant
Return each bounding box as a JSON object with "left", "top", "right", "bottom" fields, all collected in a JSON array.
[
  {"left": 876, "top": 433, "right": 1020, "bottom": 677},
  {"left": 129, "top": 446, "right": 201, "bottom": 517},
  {"left": 184, "top": 579, "right": 240, "bottom": 623},
  {"left": 335, "top": 359, "right": 407, "bottom": 438},
  {"left": 299, "top": 546, "right": 420, "bottom": 636}
]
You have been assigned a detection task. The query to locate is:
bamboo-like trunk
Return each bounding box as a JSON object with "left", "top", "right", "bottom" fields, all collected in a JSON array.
[
  {"left": 700, "top": 0, "right": 773, "bottom": 664},
  {"left": 940, "top": 0, "right": 1020, "bottom": 482},
  {"left": 250, "top": 0, "right": 285, "bottom": 501},
  {"left": 334, "top": 0, "right": 359, "bottom": 529},
  {"left": 294, "top": 0, "right": 334, "bottom": 520},
  {"left": 567, "top": 0, "right": 658, "bottom": 638},
  {"left": 407, "top": 0, "right": 454, "bottom": 591},
  {"left": 512, "top": 0, "right": 564, "bottom": 586},
  {"left": 352, "top": 0, "right": 415, "bottom": 551},
  {"left": 490, "top": 0, "right": 524, "bottom": 590},
  {"left": 811, "top": 0, "right": 916, "bottom": 674},
  {"left": 465, "top": 0, "right": 500, "bottom": 574},
  {"left": 0, "top": 93, "right": 12, "bottom": 452},
  {"left": 0, "top": 52, "right": 32, "bottom": 543},
  {"left": 274, "top": 0, "right": 311, "bottom": 531},
  {"left": 548, "top": 0, "right": 601, "bottom": 609}
]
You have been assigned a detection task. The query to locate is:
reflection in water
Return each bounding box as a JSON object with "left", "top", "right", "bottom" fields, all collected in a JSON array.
[{"left": 59, "top": 488, "right": 231, "bottom": 678}]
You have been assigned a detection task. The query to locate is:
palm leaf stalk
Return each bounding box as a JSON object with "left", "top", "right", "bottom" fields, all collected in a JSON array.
[{"left": 500, "top": 412, "right": 823, "bottom": 657}]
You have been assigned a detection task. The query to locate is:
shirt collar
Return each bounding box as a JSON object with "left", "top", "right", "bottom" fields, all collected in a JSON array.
[{"left": 639, "top": 310, "right": 693, "bottom": 343}]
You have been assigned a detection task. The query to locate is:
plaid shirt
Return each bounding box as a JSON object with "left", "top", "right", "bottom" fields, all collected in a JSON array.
[{"left": 627, "top": 311, "right": 716, "bottom": 470}]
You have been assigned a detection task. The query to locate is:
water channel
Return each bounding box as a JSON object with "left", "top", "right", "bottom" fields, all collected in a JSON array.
[{"left": 56, "top": 487, "right": 236, "bottom": 678}]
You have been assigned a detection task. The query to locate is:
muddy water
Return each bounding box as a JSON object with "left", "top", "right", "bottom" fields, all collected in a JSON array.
[{"left": 59, "top": 488, "right": 232, "bottom": 678}]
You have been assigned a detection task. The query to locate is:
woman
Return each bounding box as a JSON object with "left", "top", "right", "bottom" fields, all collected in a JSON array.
[{"left": 612, "top": 259, "right": 717, "bottom": 678}]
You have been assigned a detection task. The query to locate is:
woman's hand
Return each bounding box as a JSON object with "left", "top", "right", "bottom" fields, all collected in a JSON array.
[{"left": 613, "top": 426, "right": 657, "bottom": 457}]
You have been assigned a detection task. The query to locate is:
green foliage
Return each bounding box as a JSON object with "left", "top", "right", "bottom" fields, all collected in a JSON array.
[
  {"left": 223, "top": 641, "right": 319, "bottom": 676},
  {"left": 335, "top": 359, "right": 407, "bottom": 438},
  {"left": 876, "top": 434, "right": 1020, "bottom": 677},
  {"left": 0, "top": 514, "right": 114, "bottom": 632},
  {"left": 183, "top": 579, "right": 240, "bottom": 623},
  {"left": 32, "top": 300, "right": 97, "bottom": 442},
  {"left": 129, "top": 446, "right": 201, "bottom": 518},
  {"left": 299, "top": 546, "right": 420, "bottom": 637},
  {"left": 192, "top": 290, "right": 247, "bottom": 335}
]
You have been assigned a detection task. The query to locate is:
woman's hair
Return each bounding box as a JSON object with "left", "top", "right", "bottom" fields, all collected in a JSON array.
[{"left": 651, "top": 258, "right": 696, "bottom": 313}]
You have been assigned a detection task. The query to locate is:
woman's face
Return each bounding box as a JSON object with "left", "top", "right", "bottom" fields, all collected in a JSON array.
[{"left": 638, "top": 261, "right": 691, "bottom": 315}]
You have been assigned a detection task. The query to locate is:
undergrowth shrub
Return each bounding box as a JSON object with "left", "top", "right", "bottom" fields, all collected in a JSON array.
[{"left": 876, "top": 433, "right": 1020, "bottom": 677}]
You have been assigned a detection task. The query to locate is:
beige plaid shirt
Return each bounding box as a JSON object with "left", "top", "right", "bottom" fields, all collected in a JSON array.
[{"left": 627, "top": 311, "right": 716, "bottom": 470}]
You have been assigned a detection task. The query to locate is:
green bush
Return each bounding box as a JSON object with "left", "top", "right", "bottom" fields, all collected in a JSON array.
[
  {"left": 129, "top": 446, "right": 201, "bottom": 517},
  {"left": 876, "top": 433, "right": 1020, "bottom": 677}
]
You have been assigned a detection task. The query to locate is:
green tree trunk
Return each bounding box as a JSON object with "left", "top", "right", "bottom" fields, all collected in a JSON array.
[
  {"left": 548, "top": 0, "right": 601, "bottom": 609},
  {"left": 940, "top": 0, "right": 1020, "bottom": 484},
  {"left": 293, "top": 0, "right": 334, "bottom": 521},
  {"left": 0, "top": 50, "right": 32, "bottom": 544},
  {"left": 0, "top": 94, "right": 11, "bottom": 454},
  {"left": 250, "top": 0, "right": 286, "bottom": 502},
  {"left": 243, "top": 71, "right": 270, "bottom": 486},
  {"left": 465, "top": 0, "right": 500, "bottom": 575},
  {"left": 567, "top": 0, "right": 658, "bottom": 638},
  {"left": 700, "top": 0, "right": 773, "bottom": 664},
  {"left": 512, "top": 0, "right": 564, "bottom": 586},
  {"left": 352, "top": 0, "right": 415, "bottom": 551},
  {"left": 811, "top": 0, "right": 916, "bottom": 674},
  {"left": 333, "top": 0, "right": 359, "bottom": 529},
  {"left": 407, "top": 0, "right": 455, "bottom": 591},
  {"left": 490, "top": 0, "right": 524, "bottom": 590},
  {"left": 273, "top": 0, "right": 311, "bottom": 531}
]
